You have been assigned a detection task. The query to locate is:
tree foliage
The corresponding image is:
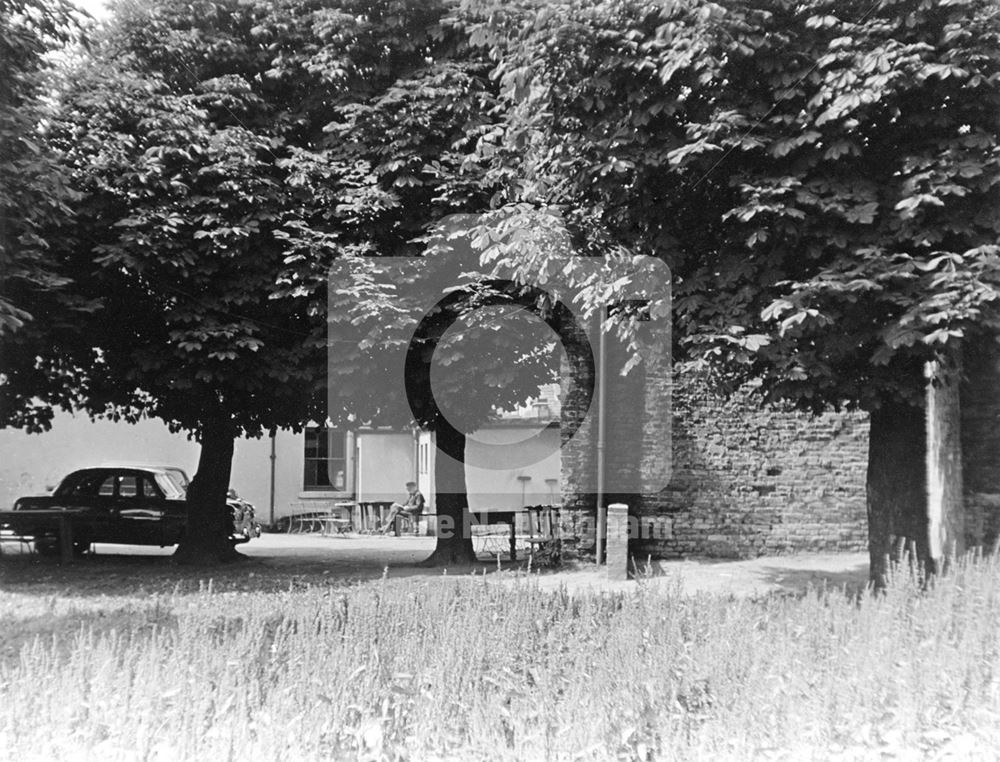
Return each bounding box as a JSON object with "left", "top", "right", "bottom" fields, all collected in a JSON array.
[
  {"left": 3, "top": 0, "right": 561, "bottom": 563},
  {"left": 0, "top": 0, "right": 90, "bottom": 427},
  {"left": 463, "top": 0, "right": 1000, "bottom": 412},
  {"left": 9, "top": 0, "right": 998, "bottom": 569},
  {"left": 454, "top": 0, "right": 1000, "bottom": 581}
]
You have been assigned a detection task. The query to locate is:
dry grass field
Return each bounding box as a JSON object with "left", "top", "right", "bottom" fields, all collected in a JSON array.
[{"left": 1, "top": 545, "right": 998, "bottom": 761}]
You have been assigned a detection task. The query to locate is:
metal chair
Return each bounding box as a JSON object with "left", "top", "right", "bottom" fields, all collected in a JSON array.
[
  {"left": 522, "top": 505, "right": 562, "bottom": 566},
  {"left": 394, "top": 505, "right": 437, "bottom": 536}
]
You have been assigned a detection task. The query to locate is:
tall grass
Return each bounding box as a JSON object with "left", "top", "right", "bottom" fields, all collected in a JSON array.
[{"left": 2, "top": 556, "right": 1000, "bottom": 761}]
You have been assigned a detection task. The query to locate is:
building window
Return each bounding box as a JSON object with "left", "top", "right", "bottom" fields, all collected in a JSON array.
[{"left": 304, "top": 426, "right": 347, "bottom": 491}]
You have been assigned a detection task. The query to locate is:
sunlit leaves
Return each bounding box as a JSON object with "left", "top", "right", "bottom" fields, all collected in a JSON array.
[{"left": 463, "top": 0, "right": 1000, "bottom": 411}]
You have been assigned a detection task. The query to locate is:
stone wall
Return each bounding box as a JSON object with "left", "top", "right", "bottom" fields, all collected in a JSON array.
[
  {"left": 560, "top": 349, "right": 870, "bottom": 560},
  {"left": 639, "top": 375, "right": 868, "bottom": 558}
]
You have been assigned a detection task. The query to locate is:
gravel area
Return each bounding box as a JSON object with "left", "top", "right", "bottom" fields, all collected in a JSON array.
[{"left": 0, "top": 532, "right": 870, "bottom": 598}]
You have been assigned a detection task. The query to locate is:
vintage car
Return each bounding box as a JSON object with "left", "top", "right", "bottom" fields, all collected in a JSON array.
[
  {"left": 227, "top": 488, "right": 262, "bottom": 540},
  {"left": 104, "top": 463, "right": 262, "bottom": 539},
  {"left": 8, "top": 465, "right": 259, "bottom": 556}
]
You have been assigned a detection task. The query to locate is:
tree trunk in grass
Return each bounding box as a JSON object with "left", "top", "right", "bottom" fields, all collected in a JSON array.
[
  {"left": 421, "top": 423, "right": 477, "bottom": 567},
  {"left": 867, "top": 400, "right": 928, "bottom": 589},
  {"left": 926, "top": 358, "right": 965, "bottom": 573},
  {"left": 173, "top": 417, "right": 242, "bottom": 565}
]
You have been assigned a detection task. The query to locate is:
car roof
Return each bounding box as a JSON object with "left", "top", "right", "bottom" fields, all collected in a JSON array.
[
  {"left": 74, "top": 465, "right": 179, "bottom": 476},
  {"left": 98, "top": 463, "right": 187, "bottom": 472},
  {"left": 58, "top": 466, "right": 187, "bottom": 498}
]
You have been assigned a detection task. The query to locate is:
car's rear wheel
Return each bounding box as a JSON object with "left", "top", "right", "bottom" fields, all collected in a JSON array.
[
  {"left": 33, "top": 535, "right": 91, "bottom": 557},
  {"left": 73, "top": 541, "right": 92, "bottom": 556},
  {"left": 34, "top": 536, "right": 59, "bottom": 556}
]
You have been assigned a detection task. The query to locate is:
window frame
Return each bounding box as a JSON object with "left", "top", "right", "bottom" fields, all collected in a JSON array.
[{"left": 303, "top": 425, "right": 349, "bottom": 492}]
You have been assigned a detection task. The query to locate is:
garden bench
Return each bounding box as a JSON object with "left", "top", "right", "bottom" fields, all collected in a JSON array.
[{"left": 286, "top": 502, "right": 355, "bottom": 534}]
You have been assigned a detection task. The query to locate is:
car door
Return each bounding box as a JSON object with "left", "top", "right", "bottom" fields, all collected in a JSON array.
[
  {"left": 115, "top": 472, "right": 169, "bottom": 545},
  {"left": 152, "top": 471, "right": 188, "bottom": 545},
  {"left": 76, "top": 471, "right": 121, "bottom": 543}
]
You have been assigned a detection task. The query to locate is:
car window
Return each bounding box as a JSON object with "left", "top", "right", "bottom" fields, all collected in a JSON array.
[
  {"left": 119, "top": 475, "right": 138, "bottom": 498},
  {"left": 154, "top": 473, "right": 184, "bottom": 500},
  {"left": 163, "top": 472, "right": 187, "bottom": 494},
  {"left": 142, "top": 477, "right": 163, "bottom": 499},
  {"left": 53, "top": 470, "right": 179, "bottom": 499},
  {"left": 64, "top": 473, "right": 106, "bottom": 496},
  {"left": 164, "top": 468, "right": 190, "bottom": 489},
  {"left": 53, "top": 472, "right": 86, "bottom": 496}
]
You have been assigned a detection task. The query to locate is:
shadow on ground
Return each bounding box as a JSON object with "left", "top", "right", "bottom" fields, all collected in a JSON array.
[
  {"left": 753, "top": 562, "right": 870, "bottom": 596},
  {"left": 623, "top": 554, "right": 871, "bottom": 598},
  {"left": 1, "top": 534, "right": 871, "bottom": 600},
  {"left": 0, "top": 533, "right": 534, "bottom": 597}
]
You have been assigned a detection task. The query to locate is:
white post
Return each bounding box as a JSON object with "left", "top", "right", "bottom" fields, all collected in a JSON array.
[
  {"left": 927, "top": 359, "right": 965, "bottom": 566},
  {"left": 607, "top": 503, "right": 629, "bottom": 581}
]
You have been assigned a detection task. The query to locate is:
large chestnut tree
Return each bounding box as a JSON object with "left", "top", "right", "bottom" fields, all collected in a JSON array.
[{"left": 460, "top": 0, "right": 1000, "bottom": 584}]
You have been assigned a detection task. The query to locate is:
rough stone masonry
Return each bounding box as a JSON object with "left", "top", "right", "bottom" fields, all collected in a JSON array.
[{"left": 559, "top": 324, "right": 869, "bottom": 562}]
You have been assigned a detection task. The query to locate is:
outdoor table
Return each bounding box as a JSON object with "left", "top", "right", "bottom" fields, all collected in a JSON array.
[
  {"left": 0, "top": 509, "right": 81, "bottom": 564},
  {"left": 354, "top": 502, "right": 393, "bottom": 533},
  {"left": 319, "top": 501, "right": 356, "bottom": 535},
  {"left": 468, "top": 509, "right": 526, "bottom": 561}
]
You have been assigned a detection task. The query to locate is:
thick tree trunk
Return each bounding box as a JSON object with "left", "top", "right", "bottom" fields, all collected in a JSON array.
[
  {"left": 420, "top": 424, "right": 477, "bottom": 567},
  {"left": 959, "top": 337, "right": 1000, "bottom": 552},
  {"left": 173, "top": 417, "right": 242, "bottom": 565},
  {"left": 867, "top": 400, "right": 929, "bottom": 589}
]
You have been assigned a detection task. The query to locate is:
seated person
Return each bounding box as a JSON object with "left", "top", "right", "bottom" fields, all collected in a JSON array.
[{"left": 379, "top": 482, "right": 425, "bottom": 533}]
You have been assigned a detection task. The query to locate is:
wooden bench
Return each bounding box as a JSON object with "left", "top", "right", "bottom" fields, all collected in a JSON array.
[
  {"left": 0, "top": 526, "right": 35, "bottom": 556},
  {"left": 286, "top": 504, "right": 354, "bottom": 535},
  {"left": 0, "top": 510, "right": 78, "bottom": 563}
]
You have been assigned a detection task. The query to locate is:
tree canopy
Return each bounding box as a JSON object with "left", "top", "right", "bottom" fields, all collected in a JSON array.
[
  {"left": 462, "top": 0, "right": 1000, "bottom": 410},
  {"left": 5, "top": 0, "right": 998, "bottom": 571},
  {"left": 454, "top": 0, "right": 1000, "bottom": 580},
  {"left": 2, "top": 0, "right": 568, "bottom": 563},
  {"left": 0, "top": 0, "right": 91, "bottom": 429}
]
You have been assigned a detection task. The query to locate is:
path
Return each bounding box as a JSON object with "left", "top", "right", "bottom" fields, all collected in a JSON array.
[{"left": 0, "top": 533, "right": 870, "bottom": 599}]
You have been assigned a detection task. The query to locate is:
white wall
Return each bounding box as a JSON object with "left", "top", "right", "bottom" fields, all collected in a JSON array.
[
  {"left": 230, "top": 429, "right": 287, "bottom": 526},
  {"left": 465, "top": 425, "right": 561, "bottom": 510},
  {"left": 268, "top": 428, "right": 307, "bottom": 522},
  {"left": 0, "top": 413, "right": 562, "bottom": 520},
  {"left": 0, "top": 412, "right": 201, "bottom": 510},
  {"left": 0, "top": 412, "right": 296, "bottom": 524},
  {"left": 417, "top": 430, "right": 435, "bottom": 508},
  {"left": 356, "top": 431, "right": 414, "bottom": 503}
]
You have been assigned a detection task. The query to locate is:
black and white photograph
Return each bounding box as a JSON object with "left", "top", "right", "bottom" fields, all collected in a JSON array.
[{"left": 2, "top": 0, "right": 999, "bottom": 758}]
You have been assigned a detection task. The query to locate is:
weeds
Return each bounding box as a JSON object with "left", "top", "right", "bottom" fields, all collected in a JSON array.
[{"left": 2, "top": 555, "right": 1000, "bottom": 760}]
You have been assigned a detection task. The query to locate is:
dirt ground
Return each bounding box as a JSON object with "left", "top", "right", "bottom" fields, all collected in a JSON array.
[{"left": 0, "top": 531, "right": 870, "bottom": 599}]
